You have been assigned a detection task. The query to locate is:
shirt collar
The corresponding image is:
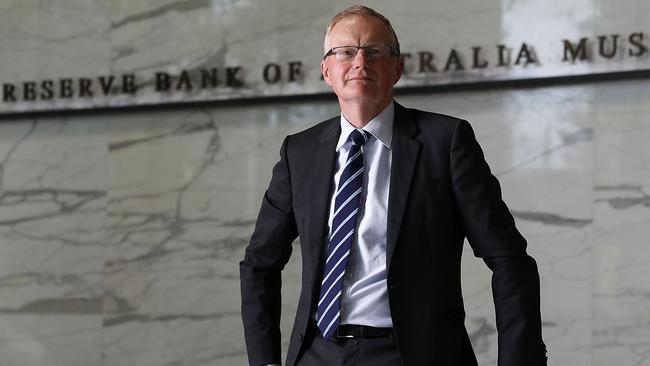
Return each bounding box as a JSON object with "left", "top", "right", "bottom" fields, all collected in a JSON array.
[{"left": 336, "top": 101, "right": 394, "bottom": 151}]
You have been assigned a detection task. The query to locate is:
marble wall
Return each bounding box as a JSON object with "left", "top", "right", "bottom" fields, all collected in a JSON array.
[
  {"left": 1, "top": 1, "right": 649, "bottom": 366},
  {"left": 1, "top": 79, "right": 649, "bottom": 365}
]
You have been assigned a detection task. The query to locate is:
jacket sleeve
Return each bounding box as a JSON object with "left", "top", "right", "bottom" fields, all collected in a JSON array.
[
  {"left": 240, "top": 136, "right": 298, "bottom": 366},
  {"left": 449, "top": 120, "right": 547, "bottom": 366}
]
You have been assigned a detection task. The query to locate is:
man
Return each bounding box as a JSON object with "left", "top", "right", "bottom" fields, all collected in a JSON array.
[{"left": 240, "top": 5, "right": 547, "bottom": 366}]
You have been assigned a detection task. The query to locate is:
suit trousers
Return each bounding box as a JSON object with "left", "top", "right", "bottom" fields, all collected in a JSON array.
[{"left": 296, "top": 320, "right": 403, "bottom": 366}]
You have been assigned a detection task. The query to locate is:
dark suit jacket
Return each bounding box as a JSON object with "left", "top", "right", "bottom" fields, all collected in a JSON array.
[{"left": 240, "top": 101, "right": 547, "bottom": 366}]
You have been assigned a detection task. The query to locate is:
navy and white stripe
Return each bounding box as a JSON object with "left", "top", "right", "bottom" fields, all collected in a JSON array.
[{"left": 316, "top": 128, "right": 370, "bottom": 339}]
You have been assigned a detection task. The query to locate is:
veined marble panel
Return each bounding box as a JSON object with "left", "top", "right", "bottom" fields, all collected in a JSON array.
[
  {"left": 0, "top": 315, "right": 101, "bottom": 366},
  {"left": 594, "top": 318, "right": 650, "bottom": 366},
  {"left": 593, "top": 80, "right": 650, "bottom": 316},
  {"left": 0, "top": 118, "right": 107, "bottom": 365},
  {"left": 0, "top": 1, "right": 111, "bottom": 78},
  {"left": 593, "top": 79, "right": 650, "bottom": 365}
]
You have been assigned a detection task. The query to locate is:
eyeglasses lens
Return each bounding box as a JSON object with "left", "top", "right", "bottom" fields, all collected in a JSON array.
[{"left": 333, "top": 45, "right": 390, "bottom": 61}]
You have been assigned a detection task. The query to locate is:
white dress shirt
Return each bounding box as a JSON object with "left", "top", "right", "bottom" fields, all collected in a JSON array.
[{"left": 327, "top": 102, "right": 394, "bottom": 328}]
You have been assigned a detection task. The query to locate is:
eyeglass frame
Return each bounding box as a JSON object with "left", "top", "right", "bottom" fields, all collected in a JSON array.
[{"left": 322, "top": 43, "right": 400, "bottom": 61}]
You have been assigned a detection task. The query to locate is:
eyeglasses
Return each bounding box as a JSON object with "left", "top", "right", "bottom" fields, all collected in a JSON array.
[{"left": 323, "top": 44, "right": 399, "bottom": 61}]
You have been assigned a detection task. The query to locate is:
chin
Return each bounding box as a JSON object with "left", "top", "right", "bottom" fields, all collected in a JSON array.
[{"left": 342, "top": 87, "right": 379, "bottom": 99}]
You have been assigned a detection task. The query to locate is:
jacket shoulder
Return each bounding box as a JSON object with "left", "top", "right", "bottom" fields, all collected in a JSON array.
[
  {"left": 395, "top": 105, "right": 481, "bottom": 158},
  {"left": 405, "top": 107, "right": 466, "bottom": 133}
]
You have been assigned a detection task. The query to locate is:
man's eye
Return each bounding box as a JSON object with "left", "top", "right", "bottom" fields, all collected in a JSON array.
[
  {"left": 339, "top": 49, "right": 355, "bottom": 57},
  {"left": 366, "top": 48, "right": 381, "bottom": 55}
]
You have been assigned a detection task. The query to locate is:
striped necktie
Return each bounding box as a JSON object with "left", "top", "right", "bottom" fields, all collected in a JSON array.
[{"left": 316, "top": 128, "right": 370, "bottom": 339}]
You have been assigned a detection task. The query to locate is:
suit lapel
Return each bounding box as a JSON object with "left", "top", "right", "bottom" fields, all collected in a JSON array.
[
  {"left": 386, "top": 102, "right": 420, "bottom": 270},
  {"left": 305, "top": 118, "right": 340, "bottom": 275},
  {"left": 303, "top": 104, "right": 419, "bottom": 276}
]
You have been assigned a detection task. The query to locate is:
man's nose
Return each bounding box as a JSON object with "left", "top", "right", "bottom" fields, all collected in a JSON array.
[{"left": 351, "top": 49, "right": 369, "bottom": 68}]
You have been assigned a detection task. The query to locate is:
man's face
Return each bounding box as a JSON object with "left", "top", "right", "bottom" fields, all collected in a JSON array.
[{"left": 321, "top": 15, "right": 403, "bottom": 107}]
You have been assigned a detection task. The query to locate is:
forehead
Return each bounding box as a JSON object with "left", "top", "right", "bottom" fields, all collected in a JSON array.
[{"left": 327, "top": 15, "right": 393, "bottom": 46}]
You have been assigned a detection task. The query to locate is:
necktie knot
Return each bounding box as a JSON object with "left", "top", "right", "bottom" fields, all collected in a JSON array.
[{"left": 349, "top": 129, "right": 370, "bottom": 147}]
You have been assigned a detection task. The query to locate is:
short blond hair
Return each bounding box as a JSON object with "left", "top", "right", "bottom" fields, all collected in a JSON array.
[{"left": 323, "top": 5, "right": 400, "bottom": 56}]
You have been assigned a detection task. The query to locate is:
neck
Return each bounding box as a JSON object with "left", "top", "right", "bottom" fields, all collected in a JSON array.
[{"left": 339, "top": 98, "right": 392, "bottom": 128}]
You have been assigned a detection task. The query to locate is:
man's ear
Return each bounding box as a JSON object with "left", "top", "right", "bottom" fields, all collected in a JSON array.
[
  {"left": 321, "top": 60, "right": 333, "bottom": 87},
  {"left": 393, "top": 57, "right": 404, "bottom": 85}
]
